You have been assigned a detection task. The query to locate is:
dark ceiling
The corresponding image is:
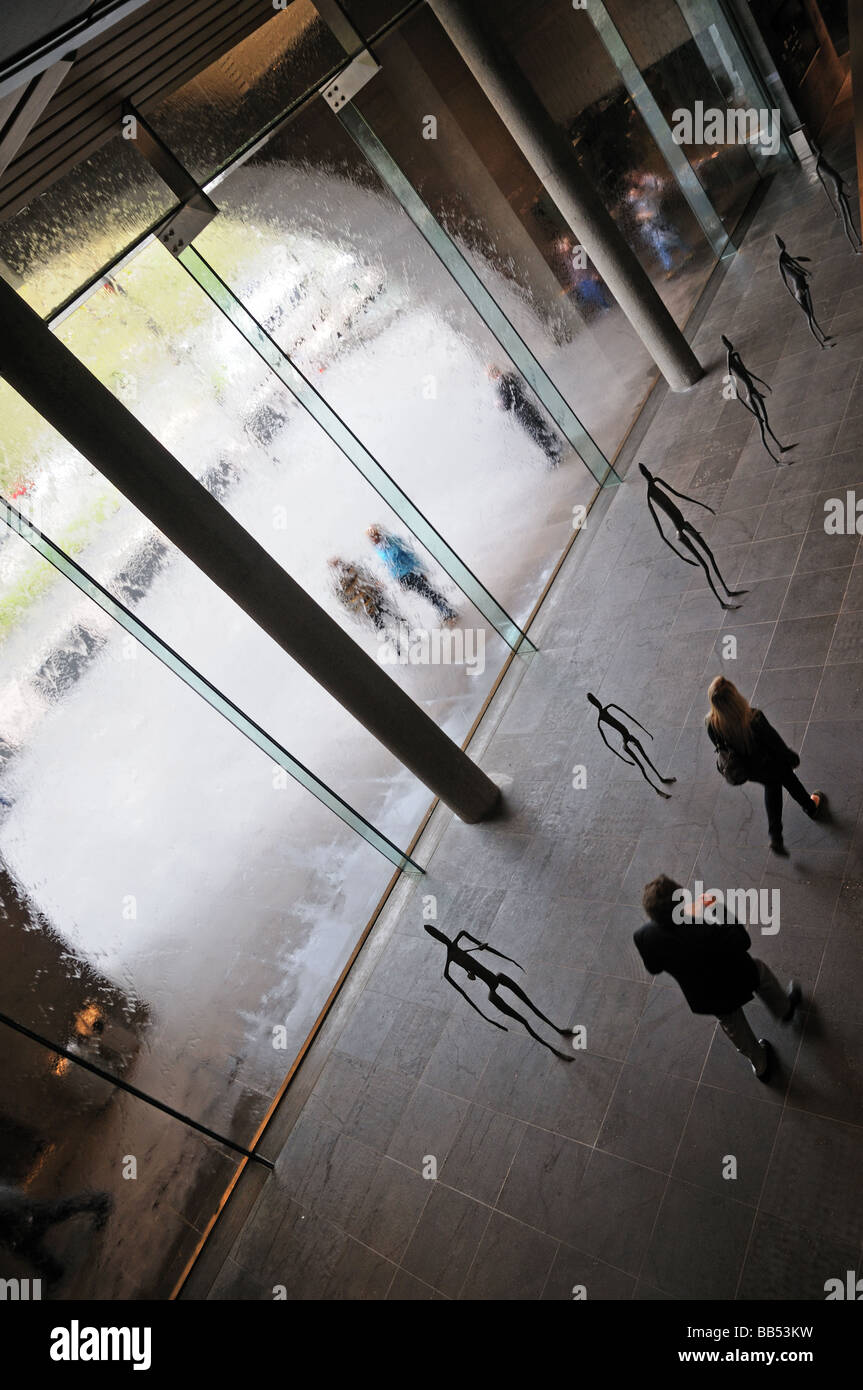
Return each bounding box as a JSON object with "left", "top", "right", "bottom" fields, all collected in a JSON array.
[{"left": 0, "top": 0, "right": 276, "bottom": 222}]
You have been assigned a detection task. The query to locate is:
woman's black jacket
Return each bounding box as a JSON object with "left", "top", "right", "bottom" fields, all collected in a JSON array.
[{"left": 706, "top": 709, "right": 799, "bottom": 784}]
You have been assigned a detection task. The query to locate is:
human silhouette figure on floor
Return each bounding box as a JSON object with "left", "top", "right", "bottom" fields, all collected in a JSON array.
[
  {"left": 0, "top": 1185, "right": 112, "bottom": 1285},
  {"left": 811, "top": 141, "right": 861, "bottom": 254},
  {"left": 424, "top": 926, "right": 575, "bottom": 1060},
  {"left": 587, "top": 692, "right": 676, "bottom": 798},
  {"left": 722, "top": 335, "right": 796, "bottom": 464},
  {"left": 639, "top": 463, "right": 747, "bottom": 610},
  {"left": 775, "top": 235, "right": 835, "bottom": 348}
]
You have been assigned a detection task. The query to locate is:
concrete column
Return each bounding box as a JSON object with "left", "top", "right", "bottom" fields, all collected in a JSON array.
[
  {"left": 0, "top": 275, "right": 501, "bottom": 823},
  {"left": 427, "top": 0, "right": 704, "bottom": 391},
  {"left": 850, "top": 0, "right": 863, "bottom": 234}
]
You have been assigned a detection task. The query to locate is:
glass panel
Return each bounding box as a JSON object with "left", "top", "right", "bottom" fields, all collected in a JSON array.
[
  {"left": 472, "top": 0, "right": 719, "bottom": 324},
  {"left": 192, "top": 92, "right": 603, "bottom": 627},
  {"left": 0, "top": 1024, "right": 242, "bottom": 1298},
  {"left": 674, "top": 0, "right": 789, "bottom": 148},
  {"left": 0, "top": 134, "right": 178, "bottom": 318},
  {"left": 0, "top": 516, "right": 398, "bottom": 1152},
  {"left": 602, "top": 0, "right": 763, "bottom": 227},
  {"left": 145, "top": 0, "right": 349, "bottom": 186}
]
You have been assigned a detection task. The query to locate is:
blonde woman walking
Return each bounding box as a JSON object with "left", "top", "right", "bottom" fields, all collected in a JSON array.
[{"left": 705, "top": 676, "right": 825, "bottom": 856}]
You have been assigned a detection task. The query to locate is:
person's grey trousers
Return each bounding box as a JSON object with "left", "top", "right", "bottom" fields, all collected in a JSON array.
[{"left": 716, "top": 960, "right": 789, "bottom": 1074}]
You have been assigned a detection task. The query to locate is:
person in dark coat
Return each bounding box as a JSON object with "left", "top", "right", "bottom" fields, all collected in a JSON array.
[
  {"left": 487, "top": 364, "right": 564, "bottom": 468},
  {"left": 705, "top": 676, "right": 826, "bottom": 856},
  {"left": 635, "top": 874, "right": 801, "bottom": 1080}
]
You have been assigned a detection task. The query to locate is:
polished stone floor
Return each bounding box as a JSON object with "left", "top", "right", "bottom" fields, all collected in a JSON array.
[{"left": 186, "top": 124, "right": 863, "bottom": 1301}]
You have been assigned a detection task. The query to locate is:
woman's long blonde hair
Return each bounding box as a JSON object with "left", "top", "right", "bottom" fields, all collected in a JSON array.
[{"left": 706, "top": 676, "right": 756, "bottom": 752}]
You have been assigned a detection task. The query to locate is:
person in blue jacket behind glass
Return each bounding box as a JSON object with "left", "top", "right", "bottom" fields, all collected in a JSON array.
[{"left": 366, "top": 525, "right": 458, "bottom": 626}]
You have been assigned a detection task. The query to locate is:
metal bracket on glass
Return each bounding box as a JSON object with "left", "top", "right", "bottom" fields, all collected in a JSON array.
[
  {"left": 331, "top": 99, "right": 616, "bottom": 488},
  {"left": 124, "top": 104, "right": 218, "bottom": 255},
  {"left": 320, "top": 54, "right": 380, "bottom": 111},
  {"left": 154, "top": 194, "right": 218, "bottom": 256},
  {"left": 1, "top": 498, "right": 421, "bottom": 876},
  {"left": 588, "top": 3, "right": 732, "bottom": 260}
]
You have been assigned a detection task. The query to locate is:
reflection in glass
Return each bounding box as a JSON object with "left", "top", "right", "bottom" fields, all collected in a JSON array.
[
  {"left": 0, "top": 1027, "right": 242, "bottom": 1298},
  {"left": 602, "top": 0, "right": 762, "bottom": 227},
  {"left": 472, "top": 0, "right": 719, "bottom": 325}
]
